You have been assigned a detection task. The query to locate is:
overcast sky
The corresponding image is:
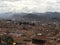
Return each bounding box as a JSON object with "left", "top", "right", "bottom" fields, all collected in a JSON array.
[{"left": 0, "top": 0, "right": 60, "bottom": 13}]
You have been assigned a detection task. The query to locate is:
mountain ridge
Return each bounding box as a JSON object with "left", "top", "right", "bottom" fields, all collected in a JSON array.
[{"left": 0, "top": 12, "right": 60, "bottom": 21}]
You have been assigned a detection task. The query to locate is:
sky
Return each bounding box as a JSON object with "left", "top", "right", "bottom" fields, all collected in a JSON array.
[{"left": 0, "top": 0, "right": 60, "bottom": 13}]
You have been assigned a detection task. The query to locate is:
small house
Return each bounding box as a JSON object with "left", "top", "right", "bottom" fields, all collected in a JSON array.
[{"left": 32, "top": 35, "right": 47, "bottom": 45}]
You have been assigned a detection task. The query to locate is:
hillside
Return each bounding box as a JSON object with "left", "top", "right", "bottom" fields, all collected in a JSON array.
[{"left": 0, "top": 12, "right": 60, "bottom": 21}]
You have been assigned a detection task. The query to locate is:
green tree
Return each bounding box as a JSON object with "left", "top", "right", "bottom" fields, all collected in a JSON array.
[
  {"left": 6, "top": 36, "right": 14, "bottom": 45},
  {"left": 2, "top": 35, "right": 14, "bottom": 45}
]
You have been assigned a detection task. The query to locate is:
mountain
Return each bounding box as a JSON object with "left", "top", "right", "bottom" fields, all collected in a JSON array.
[
  {"left": 21, "top": 12, "right": 60, "bottom": 21},
  {"left": 0, "top": 12, "right": 60, "bottom": 21},
  {"left": 0, "top": 12, "right": 14, "bottom": 19},
  {"left": 10, "top": 13, "right": 28, "bottom": 21},
  {"left": 22, "top": 13, "right": 40, "bottom": 20}
]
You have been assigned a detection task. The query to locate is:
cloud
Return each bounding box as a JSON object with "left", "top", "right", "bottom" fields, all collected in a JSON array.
[{"left": 0, "top": 0, "right": 60, "bottom": 13}]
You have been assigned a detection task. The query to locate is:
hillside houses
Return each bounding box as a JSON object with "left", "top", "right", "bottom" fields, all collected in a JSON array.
[{"left": 0, "top": 20, "right": 59, "bottom": 45}]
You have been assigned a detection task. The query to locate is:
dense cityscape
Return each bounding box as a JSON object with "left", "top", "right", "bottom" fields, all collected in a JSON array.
[
  {"left": 0, "top": 0, "right": 60, "bottom": 45},
  {"left": 0, "top": 19, "right": 59, "bottom": 45}
]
